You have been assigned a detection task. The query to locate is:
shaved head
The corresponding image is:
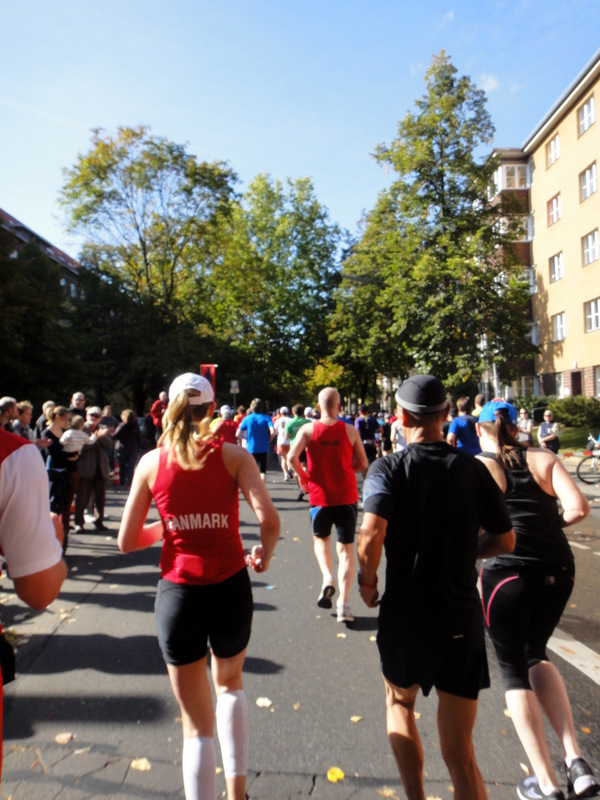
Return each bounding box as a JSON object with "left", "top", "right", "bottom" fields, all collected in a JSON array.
[{"left": 318, "top": 387, "right": 340, "bottom": 413}]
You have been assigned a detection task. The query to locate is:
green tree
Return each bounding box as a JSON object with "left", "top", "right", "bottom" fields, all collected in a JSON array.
[
  {"left": 209, "top": 174, "right": 342, "bottom": 404},
  {"left": 333, "top": 51, "right": 535, "bottom": 394},
  {"left": 59, "top": 126, "right": 238, "bottom": 402}
]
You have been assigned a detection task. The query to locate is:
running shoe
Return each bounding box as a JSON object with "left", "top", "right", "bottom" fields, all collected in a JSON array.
[
  {"left": 317, "top": 583, "right": 335, "bottom": 608},
  {"left": 517, "top": 776, "right": 565, "bottom": 800},
  {"left": 565, "top": 758, "right": 599, "bottom": 798},
  {"left": 336, "top": 602, "right": 354, "bottom": 623}
]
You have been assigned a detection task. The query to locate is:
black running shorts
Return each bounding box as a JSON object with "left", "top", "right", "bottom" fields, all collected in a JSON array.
[
  {"left": 155, "top": 567, "right": 253, "bottom": 665},
  {"left": 310, "top": 504, "right": 357, "bottom": 544}
]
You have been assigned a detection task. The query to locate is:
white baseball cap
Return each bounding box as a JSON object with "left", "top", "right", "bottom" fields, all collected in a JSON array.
[{"left": 168, "top": 373, "right": 214, "bottom": 404}]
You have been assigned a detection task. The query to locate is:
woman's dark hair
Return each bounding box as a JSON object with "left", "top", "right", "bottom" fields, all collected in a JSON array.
[{"left": 479, "top": 408, "right": 522, "bottom": 469}]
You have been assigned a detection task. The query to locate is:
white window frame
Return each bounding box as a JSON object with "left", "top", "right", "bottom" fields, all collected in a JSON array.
[
  {"left": 530, "top": 320, "right": 539, "bottom": 346},
  {"left": 547, "top": 193, "right": 561, "bottom": 226},
  {"left": 552, "top": 312, "right": 566, "bottom": 342},
  {"left": 549, "top": 252, "right": 564, "bottom": 283},
  {"left": 585, "top": 298, "right": 600, "bottom": 332},
  {"left": 580, "top": 162, "right": 597, "bottom": 201},
  {"left": 578, "top": 95, "right": 596, "bottom": 136},
  {"left": 582, "top": 230, "right": 599, "bottom": 266},
  {"left": 546, "top": 134, "right": 560, "bottom": 167},
  {"left": 525, "top": 213, "right": 535, "bottom": 241},
  {"left": 595, "top": 365, "right": 600, "bottom": 397},
  {"left": 526, "top": 266, "right": 537, "bottom": 294}
]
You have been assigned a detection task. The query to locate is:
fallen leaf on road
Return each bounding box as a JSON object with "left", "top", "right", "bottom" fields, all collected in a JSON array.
[
  {"left": 350, "top": 715, "right": 362, "bottom": 723},
  {"left": 74, "top": 747, "right": 91, "bottom": 755},
  {"left": 131, "top": 757, "right": 151, "bottom": 771},
  {"left": 216, "top": 766, "right": 223, "bottom": 774},
  {"left": 337, "top": 633, "right": 346, "bottom": 638},
  {"left": 110, "top": 584, "right": 118, "bottom": 589},
  {"left": 520, "top": 763, "right": 530, "bottom": 775},
  {"left": 581, "top": 726, "right": 592, "bottom": 734},
  {"left": 256, "top": 697, "right": 272, "bottom": 708},
  {"left": 292, "top": 537, "right": 300, "bottom": 542},
  {"left": 369, "top": 635, "right": 376, "bottom": 642},
  {"left": 414, "top": 712, "right": 421, "bottom": 719},
  {"left": 378, "top": 788, "right": 400, "bottom": 798},
  {"left": 293, "top": 702, "right": 300, "bottom": 711},
  {"left": 504, "top": 708, "right": 512, "bottom": 718},
  {"left": 55, "top": 732, "right": 74, "bottom": 745},
  {"left": 327, "top": 766, "right": 345, "bottom": 782}
]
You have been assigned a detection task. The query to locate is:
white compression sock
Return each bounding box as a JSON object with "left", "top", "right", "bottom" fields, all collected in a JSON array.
[
  {"left": 182, "top": 736, "right": 217, "bottom": 800},
  {"left": 215, "top": 689, "right": 249, "bottom": 777}
]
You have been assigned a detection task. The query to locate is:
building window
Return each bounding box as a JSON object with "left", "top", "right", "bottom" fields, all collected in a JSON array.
[
  {"left": 595, "top": 366, "right": 600, "bottom": 397},
  {"left": 549, "top": 253, "right": 564, "bottom": 283},
  {"left": 555, "top": 372, "right": 564, "bottom": 397},
  {"left": 547, "top": 194, "right": 561, "bottom": 226},
  {"left": 578, "top": 95, "right": 595, "bottom": 136},
  {"left": 580, "top": 162, "right": 597, "bottom": 201},
  {"left": 504, "top": 164, "right": 528, "bottom": 189},
  {"left": 585, "top": 298, "right": 600, "bottom": 332},
  {"left": 526, "top": 266, "right": 537, "bottom": 294},
  {"left": 546, "top": 134, "right": 560, "bottom": 167},
  {"left": 552, "top": 312, "right": 566, "bottom": 342},
  {"left": 582, "top": 230, "right": 599, "bottom": 265},
  {"left": 530, "top": 321, "right": 539, "bottom": 346},
  {"left": 525, "top": 213, "right": 535, "bottom": 241}
]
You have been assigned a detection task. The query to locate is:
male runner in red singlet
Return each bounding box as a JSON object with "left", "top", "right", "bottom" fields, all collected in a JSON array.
[{"left": 288, "top": 387, "right": 368, "bottom": 623}]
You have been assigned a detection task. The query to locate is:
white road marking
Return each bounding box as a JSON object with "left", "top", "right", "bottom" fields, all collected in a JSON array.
[
  {"left": 549, "top": 628, "right": 600, "bottom": 686},
  {"left": 570, "top": 542, "right": 591, "bottom": 550}
]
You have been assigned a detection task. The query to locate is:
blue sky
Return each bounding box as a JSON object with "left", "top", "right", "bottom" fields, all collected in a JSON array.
[{"left": 2, "top": 1, "right": 599, "bottom": 257}]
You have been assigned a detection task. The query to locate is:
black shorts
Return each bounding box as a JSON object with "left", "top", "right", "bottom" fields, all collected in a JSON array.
[
  {"left": 251, "top": 452, "right": 268, "bottom": 474},
  {"left": 310, "top": 504, "right": 357, "bottom": 545},
  {"left": 480, "top": 561, "right": 574, "bottom": 690},
  {"left": 155, "top": 568, "right": 253, "bottom": 665},
  {"left": 378, "top": 616, "right": 489, "bottom": 700}
]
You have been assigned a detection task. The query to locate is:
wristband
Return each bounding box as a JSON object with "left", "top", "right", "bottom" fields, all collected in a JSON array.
[{"left": 358, "top": 570, "right": 377, "bottom": 590}]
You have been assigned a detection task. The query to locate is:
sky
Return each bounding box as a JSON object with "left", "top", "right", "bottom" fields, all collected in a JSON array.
[{"left": 2, "top": 1, "right": 599, "bottom": 258}]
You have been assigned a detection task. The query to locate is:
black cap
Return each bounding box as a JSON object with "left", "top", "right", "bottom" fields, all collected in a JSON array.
[{"left": 395, "top": 375, "right": 448, "bottom": 415}]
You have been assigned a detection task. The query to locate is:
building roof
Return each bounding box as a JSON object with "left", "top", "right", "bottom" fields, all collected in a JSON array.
[
  {"left": 522, "top": 46, "right": 600, "bottom": 153},
  {"left": 0, "top": 207, "right": 79, "bottom": 275}
]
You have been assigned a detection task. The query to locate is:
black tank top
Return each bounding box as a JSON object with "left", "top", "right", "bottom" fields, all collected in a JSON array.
[{"left": 480, "top": 449, "right": 573, "bottom": 568}]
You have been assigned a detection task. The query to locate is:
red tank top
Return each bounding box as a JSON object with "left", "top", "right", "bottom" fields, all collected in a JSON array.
[
  {"left": 306, "top": 420, "right": 358, "bottom": 507},
  {"left": 151, "top": 439, "right": 246, "bottom": 585}
]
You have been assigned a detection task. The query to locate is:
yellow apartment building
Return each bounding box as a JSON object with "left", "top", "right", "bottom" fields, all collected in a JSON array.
[{"left": 522, "top": 48, "right": 600, "bottom": 398}]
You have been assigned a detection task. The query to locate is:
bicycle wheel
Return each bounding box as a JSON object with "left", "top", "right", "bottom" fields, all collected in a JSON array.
[{"left": 577, "top": 455, "right": 600, "bottom": 484}]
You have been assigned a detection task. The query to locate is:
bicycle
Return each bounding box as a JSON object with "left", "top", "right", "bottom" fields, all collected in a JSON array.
[{"left": 576, "top": 433, "right": 600, "bottom": 484}]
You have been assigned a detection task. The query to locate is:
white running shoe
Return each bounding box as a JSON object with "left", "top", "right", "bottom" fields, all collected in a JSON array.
[{"left": 336, "top": 602, "right": 354, "bottom": 623}]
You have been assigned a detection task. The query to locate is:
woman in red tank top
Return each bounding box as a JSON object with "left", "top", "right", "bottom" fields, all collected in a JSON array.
[{"left": 118, "top": 373, "right": 280, "bottom": 800}]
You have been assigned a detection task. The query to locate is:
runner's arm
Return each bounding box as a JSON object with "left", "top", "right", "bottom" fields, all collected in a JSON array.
[
  {"left": 117, "top": 451, "right": 163, "bottom": 553},
  {"left": 357, "top": 511, "right": 386, "bottom": 607},
  {"left": 225, "top": 446, "right": 280, "bottom": 572}
]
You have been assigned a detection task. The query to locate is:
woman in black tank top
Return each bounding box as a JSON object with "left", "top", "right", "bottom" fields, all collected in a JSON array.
[{"left": 476, "top": 401, "right": 596, "bottom": 800}]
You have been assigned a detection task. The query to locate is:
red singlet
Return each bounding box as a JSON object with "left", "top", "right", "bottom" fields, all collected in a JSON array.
[
  {"left": 306, "top": 420, "right": 358, "bottom": 507},
  {"left": 151, "top": 440, "right": 246, "bottom": 585}
]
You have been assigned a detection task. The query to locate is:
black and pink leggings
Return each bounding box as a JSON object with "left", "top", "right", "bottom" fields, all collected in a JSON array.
[{"left": 479, "top": 561, "right": 574, "bottom": 691}]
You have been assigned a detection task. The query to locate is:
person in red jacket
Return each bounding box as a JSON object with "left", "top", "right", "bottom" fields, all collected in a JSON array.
[
  {"left": 118, "top": 373, "right": 280, "bottom": 800},
  {"left": 150, "top": 391, "right": 168, "bottom": 442}
]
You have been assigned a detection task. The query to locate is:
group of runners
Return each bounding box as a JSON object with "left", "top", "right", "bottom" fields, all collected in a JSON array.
[{"left": 1, "top": 370, "right": 598, "bottom": 800}]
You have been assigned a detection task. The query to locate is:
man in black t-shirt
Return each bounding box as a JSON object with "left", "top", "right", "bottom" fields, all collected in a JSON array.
[{"left": 357, "top": 375, "right": 514, "bottom": 800}]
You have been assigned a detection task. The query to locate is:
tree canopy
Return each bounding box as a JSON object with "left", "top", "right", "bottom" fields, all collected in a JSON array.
[{"left": 331, "top": 51, "right": 535, "bottom": 396}]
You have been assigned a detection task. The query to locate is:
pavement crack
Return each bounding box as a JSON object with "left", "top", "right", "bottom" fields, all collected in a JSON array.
[{"left": 308, "top": 773, "right": 317, "bottom": 795}]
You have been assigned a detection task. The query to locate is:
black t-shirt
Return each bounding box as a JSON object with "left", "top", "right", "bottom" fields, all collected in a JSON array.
[{"left": 363, "top": 442, "right": 512, "bottom": 642}]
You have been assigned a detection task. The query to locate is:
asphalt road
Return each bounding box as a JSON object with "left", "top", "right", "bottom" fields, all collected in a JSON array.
[{"left": 1, "top": 459, "right": 600, "bottom": 799}]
